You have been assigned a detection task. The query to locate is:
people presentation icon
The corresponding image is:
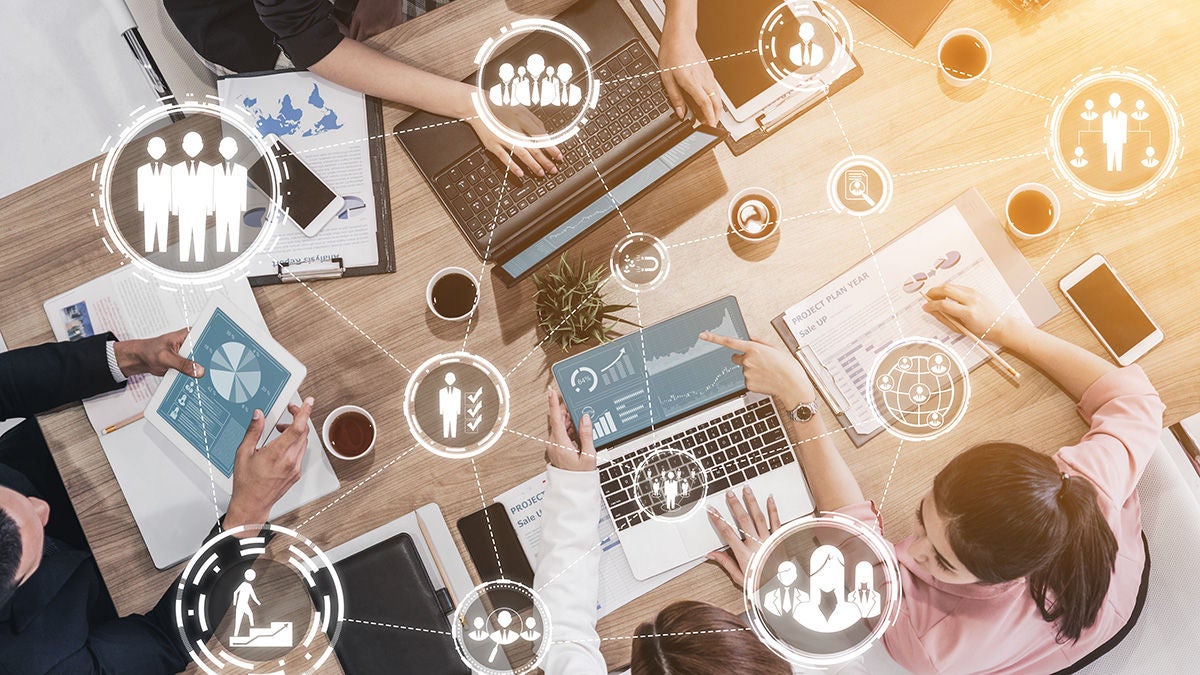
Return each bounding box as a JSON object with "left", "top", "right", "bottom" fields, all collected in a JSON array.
[
  {"left": 827, "top": 155, "right": 893, "bottom": 216},
  {"left": 453, "top": 580, "right": 551, "bottom": 675},
  {"left": 610, "top": 232, "right": 670, "bottom": 292},
  {"left": 175, "top": 524, "right": 344, "bottom": 674},
  {"left": 745, "top": 513, "right": 900, "bottom": 668},
  {"left": 633, "top": 447, "right": 708, "bottom": 522},
  {"left": 406, "top": 352, "right": 510, "bottom": 459},
  {"left": 1049, "top": 69, "right": 1183, "bottom": 204},
  {"left": 758, "top": 0, "right": 853, "bottom": 91},
  {"left": 488, "top": 54, "right": 583, "bottom": 108},
  {"left": 868, "top": 337, "right": 970, "bottom": 442}
]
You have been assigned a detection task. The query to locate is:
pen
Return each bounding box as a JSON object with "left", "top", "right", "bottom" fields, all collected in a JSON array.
[
  {"left": 103, "top": 412, "right": 144, "bottom": 435},
  {"left": 921, "top": 291, "right": 1021, "bottom": 383},
  {"left": 416, "top": 511, "right": 458, "bottom": 607}
]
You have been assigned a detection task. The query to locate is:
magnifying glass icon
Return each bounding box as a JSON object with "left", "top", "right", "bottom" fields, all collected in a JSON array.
[{"left": 845, "top": 172, "right": 877, "bottom": 207}]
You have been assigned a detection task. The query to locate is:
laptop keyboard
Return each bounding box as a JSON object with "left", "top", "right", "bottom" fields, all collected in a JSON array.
[
  {"left": 432, "top": 40, "right": 673, "bottom": 247},
  {"left": 598, "top": 398, "right": 797, "bottom": 532}
]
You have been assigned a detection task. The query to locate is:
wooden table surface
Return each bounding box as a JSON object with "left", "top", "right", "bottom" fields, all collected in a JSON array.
[{"left": 1, "top": 0, "right": 1197, "bottom": 671}]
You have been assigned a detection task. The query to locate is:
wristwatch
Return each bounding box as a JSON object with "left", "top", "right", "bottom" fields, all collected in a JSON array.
[{"left": 786, "top": 397, "right": 819, "bottom": 423}]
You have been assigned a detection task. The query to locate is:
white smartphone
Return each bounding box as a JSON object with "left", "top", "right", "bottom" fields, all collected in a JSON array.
[
  {"left": 1059, "top": 254, "right": 1163, "bottom": 366},
  {"left": 249, "top": 134, "right": 344, "bottom": 237}
]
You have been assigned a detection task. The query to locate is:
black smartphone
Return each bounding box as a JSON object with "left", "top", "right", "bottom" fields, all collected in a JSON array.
[
  {"left": 457, "top": 503, "right": 535, "bottom": 587},
  {"left": 248, "top": 134, "right": 344, "bottom": 237}
]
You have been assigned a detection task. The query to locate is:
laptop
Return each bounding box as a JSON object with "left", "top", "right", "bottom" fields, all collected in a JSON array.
[
  {"left": 394, "top": 0, "right": 724, "bottom": 285},
  {"left": 552, "top": 297, "right": 816, "bottom": 580}
]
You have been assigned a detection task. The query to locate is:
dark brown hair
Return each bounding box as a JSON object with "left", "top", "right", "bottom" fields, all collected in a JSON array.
[
  {"left": 934, "top": 443, "right": 1118, "bottom": 643},
  {"left": 629, "top": 600, "right": 790, "bottom": 675}
]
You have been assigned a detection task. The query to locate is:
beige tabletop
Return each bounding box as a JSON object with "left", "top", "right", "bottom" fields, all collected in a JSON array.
[{"left": 1, "top": 0, "right": 1198, "bottom": 671}]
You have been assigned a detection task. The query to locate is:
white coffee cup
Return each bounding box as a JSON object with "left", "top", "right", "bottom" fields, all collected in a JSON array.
[
  {"left": 426, "top": 267, "right": 479, "bottom": 322},
  {"left": 1004, "top": 183, "right": 1061, "bottom": 240},
  {"left": 728, "top": 187, "right": 782, "bottom": 242},
  {"left": 321, "top": 405, "right": 377, "bottom": 461},
  {"left": 938, "top": 28, "right": 992, "bottom": 87}
]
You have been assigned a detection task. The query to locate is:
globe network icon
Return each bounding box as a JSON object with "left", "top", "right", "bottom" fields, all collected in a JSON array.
[{"left": 867, "top": 337, "right": 970, "bottom": 442}]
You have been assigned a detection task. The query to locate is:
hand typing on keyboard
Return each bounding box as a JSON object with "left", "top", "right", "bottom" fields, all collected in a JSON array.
[
  {"left": 706, "top": 486, "right": 779, "bottom": 588},
  {"left": 465, "top": 98, "right": 564, "bottom": 179},
  {"left": 545, "top": 386, "right": 597, "bottom": 472},
  {"left": 699, "top": 333, "right": 817, "bottom": 412}
]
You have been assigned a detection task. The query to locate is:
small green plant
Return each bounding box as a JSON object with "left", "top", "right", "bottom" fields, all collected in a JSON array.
[{"left": 533, "top": 254, "right": 637, "bottom": 351}]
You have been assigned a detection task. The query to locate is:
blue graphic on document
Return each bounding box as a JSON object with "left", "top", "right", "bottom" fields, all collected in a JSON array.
[{"left": 243, "top": 84, "right": 343, "bottom": 138}]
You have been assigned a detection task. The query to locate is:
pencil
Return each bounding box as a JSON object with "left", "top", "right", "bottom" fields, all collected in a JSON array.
[
  {"left": 416, "top": 511, "right": 458, "bottom": 607},
  {"left": 921, "top": 292, "right": 1021, "bottom": 383},
  {"left": 103, "top": 412, "right": 144, "bottom": 435}
]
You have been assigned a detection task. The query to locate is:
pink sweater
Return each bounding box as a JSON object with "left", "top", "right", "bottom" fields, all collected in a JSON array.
[{"left": 841, "top": 366, "right": 1164, "bottom": 674}]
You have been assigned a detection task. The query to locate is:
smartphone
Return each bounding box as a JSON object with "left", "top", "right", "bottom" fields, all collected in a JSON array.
[
  {"left": 1060, "top": 254, "right": 1163, "bottom": 366},
  {"left": 249, "top": 134, "right": 344, "bottom": 237},
  {"left": 457, "top": 503, "right": 535, "bottom": 587}
]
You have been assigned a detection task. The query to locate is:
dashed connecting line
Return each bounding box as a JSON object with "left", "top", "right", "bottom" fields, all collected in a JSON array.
[
  {"left": 471, "top": 457, "right": 505, "bottom": 578},
  {"left": 877, "top": 440, "right": 906, "bottom": 512},
  {"left": 179, "top": 291, "right": 222, "bottom": 522},
  {"left": 894, "top": 150, "right": 1045, "bottom": 178},
  {"left": 856, "top": 41, "right": 1054, "bottom": 103},
  {"left": 554, "top": 627, "right": 753, "bottom": 644},
  {"left": 297, "top": 444, "right": 418, "bottom": 530},
  {"left": 602, "top": 49, "right": 759, "bottom": 85},
  {"left": 666, "top": 208, "right": 835, "bottom": 249},
  {"left": 343, "top": 617, "right": 452, "bottom": 637},
  {"left": 461, "top": 148, "right": 516, "bottom": 352},
  {"left": 284, "top": 116, "right": 481, "bottom": 158},
  {"left": 506, "top": 274, "right": 613, "bottom": 378},
  {"left": 536, "top": 540, "right": 604, "bottom": 592}
]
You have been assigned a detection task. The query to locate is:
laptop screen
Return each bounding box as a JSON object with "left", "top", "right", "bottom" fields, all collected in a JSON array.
[{"left": 552, "top": 296, "right": 749, "bottom": 449}]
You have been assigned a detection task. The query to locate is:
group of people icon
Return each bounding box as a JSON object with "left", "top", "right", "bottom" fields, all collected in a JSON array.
[
  {"left": 761, "top": 546, "right": 881, "bottom": 634},
  {"left": 488, "top": 54, "right": 583, "bottom": 108},
  {"left": 646, "top": 466, "right": 700, "bottom": 511},
  {"left": 466, "top": 609, "right": 542, "bottom": 663},
  {"left": 789, "top": 21, "right": 827, "bottom": 69},
  {"left": 136, "top": 132, "right": 249, "bottom": 262},
  {"left": 1070, "top": 93, "right": 1157, "bottom": 172}
]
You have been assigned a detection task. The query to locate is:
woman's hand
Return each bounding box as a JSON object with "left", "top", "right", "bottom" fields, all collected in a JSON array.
[
  {"left": 467, "top": 109, "right": 563, "bottom": 179},
  {"left": 658, "top": 20, "right": 722, "bottom": 126},
  {"left": 699, "top": 332, "right": 816, "bottom": 409},
  {"left": 706, "top": 487, "right": 779, "bottom": 588},
  {"left": 923, "top": 284, "right": 1025, "bottom": 347},
  {"left": 545, "top": 387, "right": 597, "bottom": 472}
]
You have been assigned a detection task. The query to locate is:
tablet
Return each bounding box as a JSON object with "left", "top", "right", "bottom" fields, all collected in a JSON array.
[
  {"left": 145, "top": 295, "right": 306, "bottom": 492},
  {"left": 697, "top": 0, "right": 846, "bottom": 122}
]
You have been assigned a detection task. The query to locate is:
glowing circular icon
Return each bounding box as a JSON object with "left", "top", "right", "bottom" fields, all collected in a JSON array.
[
  {"left": 758, "top": 0, "right": 854, "bottom": 93},
  {"left": 175, "top": 524, "right": 344, "bottom": 674},
  {"left": 826, "top": 155, "right": 893, "bottom": 216},
  {"left": 867, "top": 337, "right": 970, "bottom": 442},
  {"left": 1048, "top": 69, "right": 1183, "bottom": 205},
  {"left": 404, "top": 352, "right": 510, "bottom": 459},
  {"left": 472, "top": 19, "right": 599, "bottom": 149},
  {"left": 633, "top": 447, "right": 708, "bottom": 523},
  {"left": 744, "top": 512, "right": 901, "bottom": 668},
  {"left": 452, "top": 580, "right": 551, "bottom": 675},
  {"left": 610, "top": 232, "right": 670, "bottom": 292},
  {"left": 96, "top": 99, "right": 283, "bottom": 286}
]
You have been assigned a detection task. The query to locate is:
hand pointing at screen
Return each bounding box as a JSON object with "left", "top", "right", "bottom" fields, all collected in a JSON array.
[{"left": 699, "top": 332, "right": 816, "bottom": 412}]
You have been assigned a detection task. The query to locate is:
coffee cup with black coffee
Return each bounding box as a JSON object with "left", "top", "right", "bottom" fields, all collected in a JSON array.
[
  {"left": 427, "top": 267, "right": 479, "bottom": 322},
  {"left": 938, "top": 28, "right": 992, "bottom": 87},
  {"left": 728, "top": 187, "right": 782, "bottom": 242},
  {"left": 1005, "top": 183, "right": 1060, "bottom": 241},
  {"left": 322, "top": 405, "right": 376, "bottom": 461}
]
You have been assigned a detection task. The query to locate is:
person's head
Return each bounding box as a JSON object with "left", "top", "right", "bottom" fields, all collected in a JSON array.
[
  {"left": 244, "top": 569, "right": 256, "bottom": 582},
  {"left": 526, "top": 54, "right": 545, "bottom": 77},
  {"left": 182, "top": 132, "right": 204, "bottom": 158},
  {"left": 557, "top": 63, "right": 572, "bottom": 81},
  {"left": 445, "top": 372, "right": 456, "bottom": 386},
  {"left": 809, "top": 544, "right": 844, "bottom": 594},
  {"left": 776, "top": 560, "right": 797, "bottom": 586},
  {"left": 0, "top": 486, "right": 50, "bottom": 608},
  {"left": 630, "top": 601, "right": 790, "bottom": 675},
  {"left": 912, "top": 443, "right": 1117, "bottom": 643},
  {"left": 219, "top": 137, "right": 238, "bottom": 161},
  {"left": 854, "top": 560, "right": 872, "bottom": 591},
  {"left": 799, "top": 21, "right": 815, "bottom": 42},
  {"left": 147, "top": 136, "right": 166, "bottom": 160},
  {"left": 498, "top": 63, "right": 514, "bottom": 82},
  {"left": 1109, "top": 92, "right": 1121, "bottom": 108}
]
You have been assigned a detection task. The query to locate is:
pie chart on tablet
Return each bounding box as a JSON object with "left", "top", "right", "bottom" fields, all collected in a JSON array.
[{"left": 210, "top": 341, "right": 262, "bottom": 404}]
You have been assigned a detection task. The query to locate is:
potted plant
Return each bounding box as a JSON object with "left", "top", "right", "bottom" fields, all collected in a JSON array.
[{"left": 533, "top": 254, "right": 637, "bottom": 352}]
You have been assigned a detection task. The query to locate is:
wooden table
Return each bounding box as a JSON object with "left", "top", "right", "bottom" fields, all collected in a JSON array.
[{"left": 1, "top": 0, "right": 1197, "bottom": 670}]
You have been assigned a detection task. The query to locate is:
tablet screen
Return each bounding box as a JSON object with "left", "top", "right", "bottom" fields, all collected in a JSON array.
[
  {"left": 696, "top": 0, "right": 786, "bottom": 109},
  {"left": 154, "top": 308, "right": 293, "bottom": 477}
]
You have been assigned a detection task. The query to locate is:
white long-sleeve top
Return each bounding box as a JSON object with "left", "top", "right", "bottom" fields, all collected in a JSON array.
[{"left": 534, "top": 466, "right": 609, "bottom": 674}]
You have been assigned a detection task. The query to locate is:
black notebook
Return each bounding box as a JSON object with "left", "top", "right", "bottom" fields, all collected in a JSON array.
[{"left": 333, "top": 532, "right": 467, "bottom": 674}]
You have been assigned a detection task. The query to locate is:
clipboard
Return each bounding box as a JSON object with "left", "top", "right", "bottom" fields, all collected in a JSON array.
[
  {"left": 772, "top": 189, "right": 1060, "bottom": 447},
  {"left": 631, "top": 0, "right": 864, "bottom": 156},
  {"left": 216, "top": 70, "right": 396, "bottom": 285}
]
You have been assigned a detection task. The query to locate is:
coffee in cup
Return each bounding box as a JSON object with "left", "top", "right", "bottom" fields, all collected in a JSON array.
[
  {"left": 322, "top": 405, "right": 376, "bottom": 460},
  {"left": 728, "top": 187, "right": 782, "bottom": 242},
  {"left": 1005, "top": 183, "right": 1060, "bottom": 240},
  {"left": 427, "top": 267, "right": 479, "bottom": 322},
  {"left": 938, "top": 29, "right": 991, "bottom": 87}
]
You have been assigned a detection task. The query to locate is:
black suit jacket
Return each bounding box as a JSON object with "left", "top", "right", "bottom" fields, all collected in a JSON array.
[{"left": 0, "top": 334, "right": 189, "bottom": 674}]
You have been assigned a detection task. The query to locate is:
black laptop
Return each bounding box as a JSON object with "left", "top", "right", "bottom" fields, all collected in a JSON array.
[{"left": 394, "top": 0, "right": 724, "bottom": 284}]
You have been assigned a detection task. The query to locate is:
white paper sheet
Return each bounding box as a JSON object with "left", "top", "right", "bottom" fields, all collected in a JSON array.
[{"left": 496, "top": 471, "right": 699, "bottom": 618}]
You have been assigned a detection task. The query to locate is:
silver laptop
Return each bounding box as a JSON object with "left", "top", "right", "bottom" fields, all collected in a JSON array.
[{"left": 552, "top": 296, "right": 816, "bottom": 580}]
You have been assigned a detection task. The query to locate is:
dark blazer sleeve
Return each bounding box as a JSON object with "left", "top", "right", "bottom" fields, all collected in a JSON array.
[{"left": 0, "top": 334, "right": 124, "bottom": 421}]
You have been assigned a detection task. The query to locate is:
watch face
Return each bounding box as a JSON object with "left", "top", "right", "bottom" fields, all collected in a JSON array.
[{"left": 793, "top": 404, "right": 814, "bottom": 422}]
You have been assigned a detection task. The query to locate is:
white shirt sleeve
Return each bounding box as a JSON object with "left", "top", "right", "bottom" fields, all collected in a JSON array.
[
  {"left": 534, "top": 465, "right": 608, "bottom": 675},
  {"left": 105, "top": 341, "right": 127, "bottom": 384}
]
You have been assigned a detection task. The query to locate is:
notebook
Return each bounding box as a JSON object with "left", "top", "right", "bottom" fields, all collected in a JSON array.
[{"left": 850, "top": 0, "right": 955, "bottom": 48}]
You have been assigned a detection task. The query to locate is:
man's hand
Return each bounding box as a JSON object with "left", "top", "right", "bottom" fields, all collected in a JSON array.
[
  {"left": 706, "top": 486, "right": 779, "bottom": 588},
  {"left": 699, "top": 332, "right": 816, "bottom": 410},
  {"left": 545, "top": 387, "right": 597, "bottom": 472},
  {"left": 659, "top": 16, "right": 722, "bottom": 126},
  {"left": 225, "top": 398, "right": 313, "bottom": 530},
  {"left": 113, "top": 327, "right": 204, "bottom": 379}
]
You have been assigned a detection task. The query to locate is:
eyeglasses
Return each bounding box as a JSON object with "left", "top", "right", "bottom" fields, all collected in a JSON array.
[{"left": 902, "top": 251, "right": 962, "bottom": 294}]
